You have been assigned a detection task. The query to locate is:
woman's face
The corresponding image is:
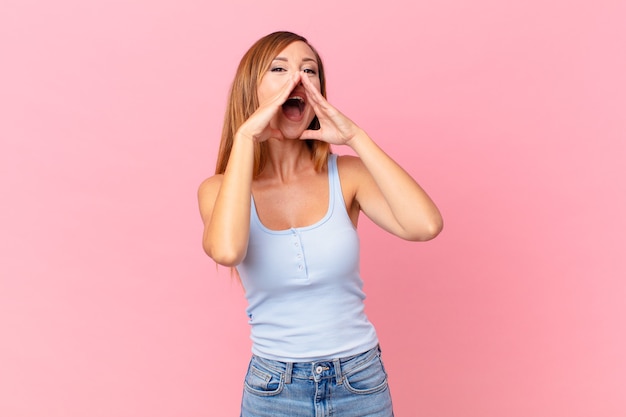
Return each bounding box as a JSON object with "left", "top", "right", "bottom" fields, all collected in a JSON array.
[{"left": 257, "top": 41, "right": 321, "bottom": 140}]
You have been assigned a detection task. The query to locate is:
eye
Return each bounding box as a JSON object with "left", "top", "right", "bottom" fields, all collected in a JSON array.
[
  {"left": 303, "top": 68, "right": 317, "bottom": 75},
  {"left": 270, "top": 67, "right": 286, "bottom": 72}
]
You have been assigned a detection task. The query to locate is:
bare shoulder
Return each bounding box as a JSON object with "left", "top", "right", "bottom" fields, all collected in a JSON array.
[
  {"left": 336, "top": 154, "right": 370, "bottom": 185},
  {"left": 336, "top": 155, "right": 372, "bottom": 214},
  {"left": 198, "top": 174, "right": 224, "bottom": 196},
  {"left": 336, "top": 154, "right": 366, "bottom": 174},
  {"left": 197, "top": 174, "right": 224, "bottom": 221}
]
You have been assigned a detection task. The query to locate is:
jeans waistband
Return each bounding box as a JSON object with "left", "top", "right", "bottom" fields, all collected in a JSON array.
[{"left": 251, "top": 345, "right": 381, "bottom": 384}]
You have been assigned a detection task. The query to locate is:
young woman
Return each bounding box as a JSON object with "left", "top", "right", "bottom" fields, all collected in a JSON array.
[{"left": 198, "top": 31, "right": 443, "bottom": 417}]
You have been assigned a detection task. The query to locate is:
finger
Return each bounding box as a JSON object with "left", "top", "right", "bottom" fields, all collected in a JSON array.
[
  {"left": 299, "top": 129, "right": 323, "bottom": 141},
  {"left": 276, "top": 72, "right": 301, "bottom": 104},
  {"left": 268, "top": 127, "right": 284, "bottom": 141},
  {"left": 300, "top": 72, "right": 327, "bottom": 106},
  {"left": 259, "top": 72, "right": 301, "bottom": 109},
  {"left": 301, "top": 77, "right": 335, "bottom": 118}
]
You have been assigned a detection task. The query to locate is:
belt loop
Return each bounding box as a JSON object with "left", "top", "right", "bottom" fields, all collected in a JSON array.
[
  {"left": 285, "top": 362, "right": 293, "bottom": 384},
  {"left": 333, "top": 358, "right": 343, "bottom": 385}
]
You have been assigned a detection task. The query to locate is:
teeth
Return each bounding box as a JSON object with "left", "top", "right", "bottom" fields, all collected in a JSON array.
[{"left": 288, "top": 96, "right": 304, "bottom": 102}]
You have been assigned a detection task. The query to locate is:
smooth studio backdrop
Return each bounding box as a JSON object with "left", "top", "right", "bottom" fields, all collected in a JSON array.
[{"left": 1, "top": 0, "right": 625, "bottom": 416}]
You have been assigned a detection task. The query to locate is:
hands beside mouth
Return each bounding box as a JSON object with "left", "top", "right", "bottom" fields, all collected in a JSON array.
[
  {"left": 236, "top": 72, "right": 303, "bottom": 143},
  {"left": 237, "top": 71, "right": 362, "bottom": 147},
  {"left": 299, "top": 71, "right": 363, "bottom": 147}
]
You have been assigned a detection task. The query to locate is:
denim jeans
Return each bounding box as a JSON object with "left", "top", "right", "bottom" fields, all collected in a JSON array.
[{"left": 240, "top": 345, "right": 394, "bottom": 417}]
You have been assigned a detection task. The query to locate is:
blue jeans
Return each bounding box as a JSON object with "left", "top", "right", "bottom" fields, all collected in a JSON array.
[{"left": 240, "top": 345, "right": 394, "bottom": 417}]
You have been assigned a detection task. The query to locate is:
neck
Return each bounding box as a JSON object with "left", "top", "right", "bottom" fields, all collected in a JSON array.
[{"left": 261, "top": 139, "right": 314, "bottom": 183}]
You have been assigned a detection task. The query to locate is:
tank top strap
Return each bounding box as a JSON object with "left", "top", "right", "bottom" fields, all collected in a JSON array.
[{"left": 328, "top": 154, "right": 342, "bottom": 210}]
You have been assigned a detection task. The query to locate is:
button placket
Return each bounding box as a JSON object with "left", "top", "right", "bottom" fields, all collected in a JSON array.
[{"left": 291, "top": 229, "right": 307, "bottom": 277}]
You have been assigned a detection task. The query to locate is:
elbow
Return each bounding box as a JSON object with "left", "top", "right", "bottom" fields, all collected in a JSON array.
[
  {"left": 406, "top": 217, "right": 444, "bottom": 242},
  {"left": 424, "top": 218, "right": 444, "bottom": 241},
  {"left": 202, "top": 241, "right": 246, "bottom": 267},
  {"left": 202, "top": 226, "right": 248, "bottom": 266}
]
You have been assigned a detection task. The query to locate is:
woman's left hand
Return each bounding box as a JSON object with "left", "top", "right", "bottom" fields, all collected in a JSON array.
[
  {"left": 300, "top": 72, "right": 443, "bottom": 242},
  {"left": 299, "top": 72, "right": 362, "bottom": 147}
]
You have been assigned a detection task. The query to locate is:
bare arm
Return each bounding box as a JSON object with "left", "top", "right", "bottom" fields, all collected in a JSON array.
[
  {"left": 198, "top": 135, "right": 254, "bottom": 266},
  {"left": 198, "top": 72, "right": 303, "bottom": 266},
  {"left": 345, "top": 135, "right": 443, "bottom": 241},
  {"left": 300, "top": 73, "right": 443, "bottom": 241}
]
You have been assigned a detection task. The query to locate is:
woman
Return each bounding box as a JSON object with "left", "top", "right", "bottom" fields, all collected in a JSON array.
[{"left": 198, "top": 31, "right": 443, "bottom": 417}]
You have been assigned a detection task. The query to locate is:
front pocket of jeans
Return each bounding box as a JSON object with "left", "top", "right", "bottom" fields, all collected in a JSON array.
[
  {"left": 244, "top": 363, "right": 284, "bottom": 397},
  {"left": 343, "top": 355, "right": 389, "bottom": 395}
]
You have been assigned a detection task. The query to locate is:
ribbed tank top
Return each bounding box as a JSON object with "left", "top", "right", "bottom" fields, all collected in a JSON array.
[{"left": 236, "top": 154, "right": 379, "bottom": 362}]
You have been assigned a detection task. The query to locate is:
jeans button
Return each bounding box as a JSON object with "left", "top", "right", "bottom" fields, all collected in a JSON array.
[{"left": 315, "top": 366, "right": 323, "bottom": 374}]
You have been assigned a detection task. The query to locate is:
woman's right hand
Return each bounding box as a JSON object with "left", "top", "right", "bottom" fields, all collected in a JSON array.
[{"left": 237, "top": 72, "right": 302, "bottom": 143}]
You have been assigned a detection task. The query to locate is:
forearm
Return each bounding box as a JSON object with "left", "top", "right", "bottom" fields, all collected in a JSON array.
[
  {"left": 349, "top": 129, "right": 443, "bottom": 240},
  {"left": 204, "top": 134, "right": 255, "bottom": 265}
]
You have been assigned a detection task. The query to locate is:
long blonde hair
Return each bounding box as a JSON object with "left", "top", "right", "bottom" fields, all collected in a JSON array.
[{"left": 215, "top": 31, "right": 330, "bottom": 176}]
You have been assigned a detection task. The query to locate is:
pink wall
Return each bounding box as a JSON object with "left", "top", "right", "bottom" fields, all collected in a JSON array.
[{"left": 2, "top": 0, "right": 625, "bottom": 416}]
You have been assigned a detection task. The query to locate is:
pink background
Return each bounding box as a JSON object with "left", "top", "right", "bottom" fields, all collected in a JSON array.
[{"left": 2, "top": 0, "right": 625, "bottom": 416}]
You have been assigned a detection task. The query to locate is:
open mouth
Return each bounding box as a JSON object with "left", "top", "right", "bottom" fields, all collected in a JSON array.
[{"left": 282, "top": 95, "right": 305, "bottom": 120}]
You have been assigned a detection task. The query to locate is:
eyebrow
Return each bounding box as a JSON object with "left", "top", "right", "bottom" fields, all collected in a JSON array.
[{"left": 272, "top": 56, "right": 317, "bottom": 63}]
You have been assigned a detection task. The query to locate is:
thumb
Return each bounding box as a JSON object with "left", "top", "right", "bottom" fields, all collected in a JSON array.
[
  {"left": 299, "top": 129, "right": 323, "bottom": 141},
  {"left": 268, "top": 127, "right": 284, "bottom": 141}
]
